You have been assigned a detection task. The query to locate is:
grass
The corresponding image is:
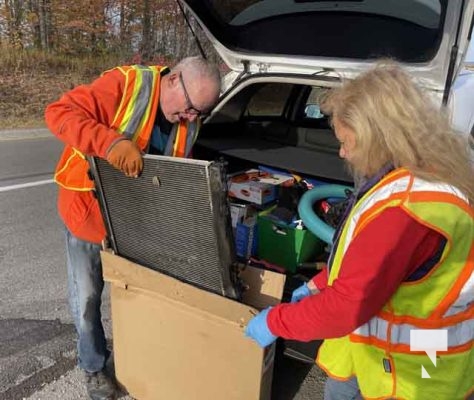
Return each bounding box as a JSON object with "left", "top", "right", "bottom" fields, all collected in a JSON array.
[
  {"left": 0, "top": 46, "right": 226, "bottom": 129},
  {"left": 0, "top": 47, "right": 126, "bottom": 129}
]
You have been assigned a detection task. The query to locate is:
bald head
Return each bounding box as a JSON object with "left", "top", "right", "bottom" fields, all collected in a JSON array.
[{"left": 160, "top": 56, "right": 221, "bottom": 123}]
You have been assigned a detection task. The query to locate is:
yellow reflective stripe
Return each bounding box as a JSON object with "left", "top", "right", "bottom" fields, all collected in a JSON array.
[
  {"left": 172, "top": 132, "right": 179, "bottom": 156},
  {"left": 120, "top": 67, "right": 143, "bottom": 135},
  {"left": 53, "top": 148, "right": 92, "bottom": 191},
  {"left": 111, "top": 67, "right": 132, "bottom": 129},
  {"left": 73, "top": 148, "right": 86, "bottom": 159},
  {"left": 54, "top": 154, "right": 74, "bottom": 182},
  {"left": 116, "top": 66, "right": 128, "bottom": 74},
  {"left": 338, "top": 177, "right": 411, "bottom": 254},
  {"left": 112, "top": 65, "right": 165, "bottom": 142},
  {"left": 101, "top": 65, "right": 128, "bottom": 77},
  {"left": 53, "top": 148, "right": 85, "bottom": 181},
  {"left": 327, "top": 172, "right": 398, "bottom": 284},
  {"left": 145, "top": 67, "right": 161, "bottom": 123},
  {"left": 133, "top": 66, "right": 160, "bottom": 142},
  {"left": 353, "top": 317, "right": 473, "bottom": 347}
]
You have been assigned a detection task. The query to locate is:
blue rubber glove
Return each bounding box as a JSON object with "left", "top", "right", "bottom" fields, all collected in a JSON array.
[
  {"left": 291, "top": 283, "right": 312, "bottom": 303},
  {"left": 245, "top": 307, "right": 278, "bottom": 348}
]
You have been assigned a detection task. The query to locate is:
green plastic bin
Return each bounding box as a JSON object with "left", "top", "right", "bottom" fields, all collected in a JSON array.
[{"left": 257, "top": 208, "right": 324, "bottom": 273}]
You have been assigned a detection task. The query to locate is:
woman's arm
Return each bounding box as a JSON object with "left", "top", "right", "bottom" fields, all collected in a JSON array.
[{"left": 267, "top": 207, "right": 444, "bottom": 341}]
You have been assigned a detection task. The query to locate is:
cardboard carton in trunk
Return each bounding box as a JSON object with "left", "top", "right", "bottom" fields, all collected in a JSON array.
[{"left": 101, "top": 251, "right": 286, "bottom": 400}]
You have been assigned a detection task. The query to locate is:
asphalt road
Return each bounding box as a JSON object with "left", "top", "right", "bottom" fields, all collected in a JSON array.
[{"left": 0, "top": 128, "right": 326, "bottom": 400}]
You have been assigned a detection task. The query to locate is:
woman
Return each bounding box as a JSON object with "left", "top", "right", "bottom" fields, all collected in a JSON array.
[{"left": 245, "top": 62, "right": 474, "bottom": 400}]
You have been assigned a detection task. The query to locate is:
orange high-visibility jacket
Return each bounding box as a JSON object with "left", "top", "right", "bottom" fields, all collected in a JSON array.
[{"left": 45, "top": 65, "right": 196, "bottom": 244}]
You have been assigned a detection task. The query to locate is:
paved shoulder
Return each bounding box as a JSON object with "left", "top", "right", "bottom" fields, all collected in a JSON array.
[{"left": 0, "top": 128, "right": 52, "bottom": 141}]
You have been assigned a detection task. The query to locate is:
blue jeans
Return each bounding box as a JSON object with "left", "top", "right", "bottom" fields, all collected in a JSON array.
[
  {"left": 65, "top": 228, "right": 108, "bottom": 373},
  {"left": 324, "top": 376, "right": 363, "bottom": 400}
]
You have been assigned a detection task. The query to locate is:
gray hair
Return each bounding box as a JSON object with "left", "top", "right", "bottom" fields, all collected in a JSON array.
[{"left": 171, "top": 56, "right": 221, "bottom": 92}]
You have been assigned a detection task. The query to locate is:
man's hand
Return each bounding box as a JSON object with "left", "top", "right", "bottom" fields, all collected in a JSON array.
[{"left": 106, "top": 139, "right": 143, "bottom": 177}]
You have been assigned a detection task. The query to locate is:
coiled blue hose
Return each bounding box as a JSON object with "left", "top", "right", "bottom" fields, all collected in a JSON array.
[{"left": 298, "top": 184, "right": 353, "bottom": 245}]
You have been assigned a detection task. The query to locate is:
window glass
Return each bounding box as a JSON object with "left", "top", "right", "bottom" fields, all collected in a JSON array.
[
  {"left": 246, "top": 83, "right": 293, "bottom": 117},
  {"left": 304, "top": 87, "right": 328, "bottom": 120}
]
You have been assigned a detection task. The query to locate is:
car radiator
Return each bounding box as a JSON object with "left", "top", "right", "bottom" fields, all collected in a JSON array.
[{"left": 90, "top": 155, "right": 240, "bottom": 300}]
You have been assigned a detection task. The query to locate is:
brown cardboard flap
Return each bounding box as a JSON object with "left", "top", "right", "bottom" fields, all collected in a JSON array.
[
  {"left": 101, "top": 251, "right": 285, "bottom": 326},
  {"left": 102, "top": 251, "right": 285, "bottom": 400},
  {"left": 240, "top": 265, "right": 286, "bottom": 310},
  {"left": 109, "top": 284, "right": 275, "bottom": 400}
]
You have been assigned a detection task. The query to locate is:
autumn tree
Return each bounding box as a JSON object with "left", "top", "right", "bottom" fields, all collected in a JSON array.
[{"left": 0, "top": 0, "right": 210, "bottom": 63}]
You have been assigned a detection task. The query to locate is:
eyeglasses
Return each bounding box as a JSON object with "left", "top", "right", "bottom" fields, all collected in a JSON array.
[{"left": 179, "top": 72, "right": 204, "bottom": 117}]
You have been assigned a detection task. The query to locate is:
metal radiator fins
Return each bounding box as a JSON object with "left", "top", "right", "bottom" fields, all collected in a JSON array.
[{"left": 90, "top": 155, "right": 239, "bottom": 299}]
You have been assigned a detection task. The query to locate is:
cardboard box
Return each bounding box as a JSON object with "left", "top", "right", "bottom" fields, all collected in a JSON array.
[
  {"left": 101, "top": 251, "right": 286, "bottom": 400},
  {"left": 228, "top": 169, "right": 293, "bottom": 205}
]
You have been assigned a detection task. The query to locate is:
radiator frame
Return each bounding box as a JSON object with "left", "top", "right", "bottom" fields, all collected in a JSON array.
[{"left": 89, "top": 155, "right": 240, "bottom": 300}]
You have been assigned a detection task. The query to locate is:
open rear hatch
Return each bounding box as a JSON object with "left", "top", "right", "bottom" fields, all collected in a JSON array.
[{"left": 181, "top": 0, "right": 474, "bottom": 93}]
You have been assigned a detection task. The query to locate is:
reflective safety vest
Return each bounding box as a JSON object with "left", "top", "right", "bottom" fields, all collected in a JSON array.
[
  {"left": 317, "top": 168, "right": 474, "bottom": 400},
  {"left": 54, "top": 64, "right": 199, "bottom": 191}
]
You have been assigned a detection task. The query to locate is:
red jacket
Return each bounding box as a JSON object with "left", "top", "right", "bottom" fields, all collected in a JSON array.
[{"left": 45, "top": 69, "right": 134, "bottom": 243}]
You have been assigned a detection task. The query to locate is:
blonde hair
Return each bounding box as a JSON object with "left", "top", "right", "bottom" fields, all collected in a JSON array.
[{"left": 321, "top": 61, "right": 474, "bottom": 204}]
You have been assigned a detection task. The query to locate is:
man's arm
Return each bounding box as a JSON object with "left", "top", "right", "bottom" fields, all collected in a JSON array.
[{"left": 45, "top": 68, "right": 125, "bottom": 158}]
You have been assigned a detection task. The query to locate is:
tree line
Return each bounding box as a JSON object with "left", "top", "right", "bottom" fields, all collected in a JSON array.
[{"left": 0, "top": 0, "right": 207, "bottom": 62}]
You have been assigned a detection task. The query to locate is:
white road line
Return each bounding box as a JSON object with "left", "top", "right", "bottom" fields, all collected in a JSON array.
[
  {"left": 0, "top": 179, "right": 54, "bottom": 192},
  {"left": 0, "top": 134, "right": 53, "bottom": 142}
]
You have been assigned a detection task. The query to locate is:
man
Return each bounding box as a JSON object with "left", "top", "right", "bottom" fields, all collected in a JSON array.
[
  {"left": 245, "top": 63, "right": 474, "bottom": 400},
  {"left": 45, "top": 56, "right": 221, "bottom": 400}
]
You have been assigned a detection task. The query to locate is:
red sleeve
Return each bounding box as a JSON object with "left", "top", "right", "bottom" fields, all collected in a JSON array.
[
  {"left": 311, "top": 266, "right": 328, "bottom": 290},
  {"left": 44, "top": 68, "right": 126, "bottom": 158},
  {"left": 267, "top": 207, "right": 444, "bottom": 341}
]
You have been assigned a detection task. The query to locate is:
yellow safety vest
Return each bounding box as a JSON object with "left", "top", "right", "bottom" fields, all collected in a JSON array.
[
  {"left": 317, "top": 168, "right": 474, "bottom": 400},
  {"left": 54, "top": 64, "right": 199, "bottom": 191}
]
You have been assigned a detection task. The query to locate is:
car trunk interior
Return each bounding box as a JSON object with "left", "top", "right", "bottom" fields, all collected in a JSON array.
[
  {"left": 194, "top": 124, "right": 350, "bottom": 183},
  {"left": 193, "top": 78, "right": 353, "bottom": 184}
]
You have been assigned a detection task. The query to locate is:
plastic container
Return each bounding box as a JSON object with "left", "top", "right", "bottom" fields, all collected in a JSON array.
[{"left": 257, "top": 208, "right": 324, "bottom": 273}]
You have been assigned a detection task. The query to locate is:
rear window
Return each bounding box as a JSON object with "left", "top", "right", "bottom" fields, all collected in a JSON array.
[
  {"left": 192, "top": 0, "right": 446, "bottom": 62},
  {"left": 304, "top": 87, "right": 328, "bottom": 120},
  {"left": 245, "top": 83, "right": 293, "bottom": 117}
]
